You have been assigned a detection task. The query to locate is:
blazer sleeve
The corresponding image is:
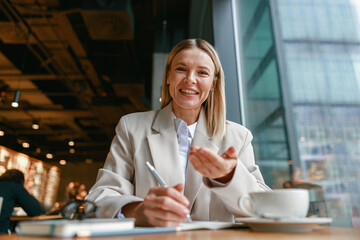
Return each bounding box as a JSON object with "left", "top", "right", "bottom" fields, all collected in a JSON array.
[
  {"left": 203, "top": 129, "right": 272, "bottom": 217},
  {"left": 86, "top": 116, "right": 143, "bottom": 218}
]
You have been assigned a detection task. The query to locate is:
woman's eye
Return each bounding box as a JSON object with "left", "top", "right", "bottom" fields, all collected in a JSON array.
[
  {"left": 199, "top": 71, "right": 209, "bottom": 76},
  {"left": 176, "top": 67, "right": 186, "bottom": 72}
]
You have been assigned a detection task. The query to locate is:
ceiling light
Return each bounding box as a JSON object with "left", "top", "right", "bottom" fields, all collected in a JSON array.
[
  {"left": 11, "top": 90, "right": 20, "bottom": 108},
  {"left": 68, "top": 140, "right": 75, "bottom": 146},
  {"left": 59, "top": 160, "right": 67, "bottom": 165},
  {"left": 32, "top": 120, "right": 39, "bottom": 130},
  {"left": 0, "top": 130, "right": 4, "bottom": 136},
  {"left": 85, "top": 158, "right": 93, "bottom": 164},
  {"left": 36, "top": 148, "right": 41, "bottom": 153},
  {"left": 22, "top": 142, "right": 30, "bottom": 148},
  {"left": 69, "top": 148, "right": 75, "bottom": 154},
  {"left": 46, "top": 153, "right": 53, "bottom": 159}
]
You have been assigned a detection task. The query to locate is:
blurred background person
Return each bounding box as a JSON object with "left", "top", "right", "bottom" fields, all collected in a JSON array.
[
  {"left": 0, "top": 169, "right": 42, "bottom": 235},
  {"left": 65, "top": 181, "right": 88, "bottom": 203},
  {"left": 47, "top": 181, "right": 88, "bottom": 216}
]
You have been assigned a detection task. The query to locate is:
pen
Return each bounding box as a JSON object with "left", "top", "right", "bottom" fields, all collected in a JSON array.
[{"left": 145, "top": 161, "right": 192, "bottom": 222}]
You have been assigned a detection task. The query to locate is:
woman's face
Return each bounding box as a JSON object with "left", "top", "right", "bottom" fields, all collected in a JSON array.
[{"left": 168, "top": 48, "right": 215, "bottom": 116}]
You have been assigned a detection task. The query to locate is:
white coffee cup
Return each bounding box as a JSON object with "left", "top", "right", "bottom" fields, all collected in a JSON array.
[{"left": 239, "top": 189, "right": 309, "bottom": 219}]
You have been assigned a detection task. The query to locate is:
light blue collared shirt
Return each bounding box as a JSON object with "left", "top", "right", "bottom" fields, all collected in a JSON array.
[{"left": 174, "top": 115, "right": 197, "bottom": 184}]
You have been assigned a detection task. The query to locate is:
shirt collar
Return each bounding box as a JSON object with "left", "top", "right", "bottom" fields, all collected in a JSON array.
[{"left": 173, "top": 115, "right": 197, "bottom": 138}]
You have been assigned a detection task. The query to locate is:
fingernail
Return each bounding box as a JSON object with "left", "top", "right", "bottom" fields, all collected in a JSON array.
[{"left": 184, "top": 209, "right": 190, "bottom": 214}]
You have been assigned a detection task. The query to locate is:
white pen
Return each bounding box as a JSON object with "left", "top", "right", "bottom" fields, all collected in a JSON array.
[{"left": 145, "top": 161, "right": 192, "bottom": 222}]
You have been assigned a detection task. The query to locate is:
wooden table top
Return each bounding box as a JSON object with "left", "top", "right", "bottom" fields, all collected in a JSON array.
[
  {"left": 1, "top": 226, "right": 359, "bottom": 240},
  {"left": 10, "top": 214, "right": 63, "bottom": 221}
]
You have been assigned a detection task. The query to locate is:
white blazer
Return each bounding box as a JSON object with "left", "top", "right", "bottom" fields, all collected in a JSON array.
[{"left": 86, "top": 103, "right": 271, "bottom": 221}]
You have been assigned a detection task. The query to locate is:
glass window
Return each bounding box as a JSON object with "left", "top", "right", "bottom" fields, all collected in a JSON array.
[
  {"left": 235, "top": 0, "right": 360, "bottom": 228},
  {"left": 276, "top": 0, "right": 360, "bottom": 228},
  {"left": 236, "top": 0, "right": 291, "bottom": 188}
]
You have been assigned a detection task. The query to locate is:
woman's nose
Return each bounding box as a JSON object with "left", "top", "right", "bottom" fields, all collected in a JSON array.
[{"left": 185, "top": 71, "right": 196, "bottom": 83}]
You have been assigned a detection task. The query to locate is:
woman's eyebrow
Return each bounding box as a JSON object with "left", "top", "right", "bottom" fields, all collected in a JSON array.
[
  {"left": 198, "top": 65, "right": 211, "bottom": 71},
  {"left": 173, "top": 62, "right": 186, "bottom": 66},
  {"left": 173, "top": 62, "right": 212, "bottom": 72}
]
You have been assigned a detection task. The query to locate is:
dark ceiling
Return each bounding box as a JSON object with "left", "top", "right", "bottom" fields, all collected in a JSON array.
[{"left": 0, "top": 0, "right": 190, "bottom": 165}]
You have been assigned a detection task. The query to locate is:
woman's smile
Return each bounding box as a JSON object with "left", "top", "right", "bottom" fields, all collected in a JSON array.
[{"left": 179, "top": 88, "right": 199, "bottom": 95}]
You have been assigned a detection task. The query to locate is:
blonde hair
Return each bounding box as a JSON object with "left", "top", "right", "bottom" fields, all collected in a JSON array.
[{"left": 160, "top": 39, "right": 226, "bottom": 140}]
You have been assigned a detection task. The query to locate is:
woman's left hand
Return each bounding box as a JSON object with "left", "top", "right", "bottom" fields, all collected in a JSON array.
[{"left": 188, "top": 146, "right": 238, "bottom": 184}]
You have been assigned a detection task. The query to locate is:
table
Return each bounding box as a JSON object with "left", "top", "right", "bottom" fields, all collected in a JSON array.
[
  {"left": 0, "top": 226, "right": 358, "bottom": 240},
  {"left": 10, "top": 214, "right": 63, "bottom": 221}
]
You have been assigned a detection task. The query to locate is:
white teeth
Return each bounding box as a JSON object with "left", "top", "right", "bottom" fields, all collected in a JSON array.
[{"left": 180, "top": 89, "right": 197, "bottom": 94}]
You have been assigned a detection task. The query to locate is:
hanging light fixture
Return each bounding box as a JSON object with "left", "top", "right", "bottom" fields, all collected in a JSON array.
[
  {"left": 8, "top": 1, "right": 34, "bottom": 109},
  {"left": 22, "top": 142, "right": 30, "bottom": 148},
  {"left": 59, "top": 159, "right": 67, "bottom": 165},
  {"left": 32, "top": 120, "right": 39, "bottom": 130},
  {"left": 0, "top": 129, "right": 4, "bottom": 136},
  {"left": 11, "top": 90, "right": 20, "bottom": 108},
  {"left": 68, "top": 139, "right": 75, "bottom": 146}
]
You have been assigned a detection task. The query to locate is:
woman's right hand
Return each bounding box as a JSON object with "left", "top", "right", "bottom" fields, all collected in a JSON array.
[{"left": 123, "top": 184, "right": 190, "bottom": 227}]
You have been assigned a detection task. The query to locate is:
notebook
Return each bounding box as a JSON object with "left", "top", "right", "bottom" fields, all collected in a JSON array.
[
  {"left": 122, "top": 221, "right": 245, "bottom": 235},
  {"left": 16, "top": 218, "right": 135, "bottom": 238},
  {"left": 178, "top": 221, "right": 245, "bottom": 231}
]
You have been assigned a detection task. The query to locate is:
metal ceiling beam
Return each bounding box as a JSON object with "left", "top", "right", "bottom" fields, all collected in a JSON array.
[
  {"left": 3, "top": 89, "right": 79, "bottom": 96},
  {"left": 0, "top": 74, "right": 84, "bottom": 81},
  {"left": 2, "top": 0, "right": 96, "bottom": 107},
  {"left": 12, "top": 129, "right": 104, "bottom": 135},
  {"left": 0, "top": 109, "right": 95, "bottom": 118},
  {"left": 53, "top": 11, "right": 104, "bottom": 95}
]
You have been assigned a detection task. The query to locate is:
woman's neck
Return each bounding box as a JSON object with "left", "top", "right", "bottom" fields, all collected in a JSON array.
[{"left": 172, "top": 105, "right": 200, "bottom": 126}]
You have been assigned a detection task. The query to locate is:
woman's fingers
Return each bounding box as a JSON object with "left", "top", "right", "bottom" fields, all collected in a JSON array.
[
  {"left": 148, "top": 185, "right": 189, "bottom": 207},
  {"left": 188, "top": 152, "right": 216, "bottom": 177},
  {"left": 189, "top": 146, "right": 238, "bottom": 179},
  {"left": 139, "top": 185, "right": 190, "bottom": 226},
  {"left": 222, "top": 146, "right": 237, "bottom": 159},
  {"left": 143, "top": 203, "right": 187, "bottom": 226},
  {"left": 191, "top": 147, "right": 224, "bottom": 168}
]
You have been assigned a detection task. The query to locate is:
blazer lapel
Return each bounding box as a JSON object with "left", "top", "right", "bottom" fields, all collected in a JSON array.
[
  {"left": 146, "top": 103, "right": 183, "bottom": 187},
  {"left": 184, "top": 108, "right": 219, "bottom": 211}
]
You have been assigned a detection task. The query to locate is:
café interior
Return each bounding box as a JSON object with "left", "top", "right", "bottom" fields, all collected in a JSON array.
[
  {"left": 0, "top": 0, "right": 187, "bottom": 207},
  {"left": 0, "top": 0, "right": 359, "bottom": 238}
]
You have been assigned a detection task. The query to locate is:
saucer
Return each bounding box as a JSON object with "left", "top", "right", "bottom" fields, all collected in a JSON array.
[{"left": 235, "top": 217, "right": 332, "bottom": 233}]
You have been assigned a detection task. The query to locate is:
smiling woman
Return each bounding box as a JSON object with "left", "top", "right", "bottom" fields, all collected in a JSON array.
[{"left": 85, "top": 39, "right": 271, "bottom": 227}]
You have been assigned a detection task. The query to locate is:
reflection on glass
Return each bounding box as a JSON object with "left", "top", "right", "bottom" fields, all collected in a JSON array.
[
  {"left": 235, "top": 0, "right": 360, "bottom": 228},
  {"left": 236, "top": 0, "right": 291, "bottom": 189},
  {"left": 278, "top": 0, "right": 360, "bottom": 228}
]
